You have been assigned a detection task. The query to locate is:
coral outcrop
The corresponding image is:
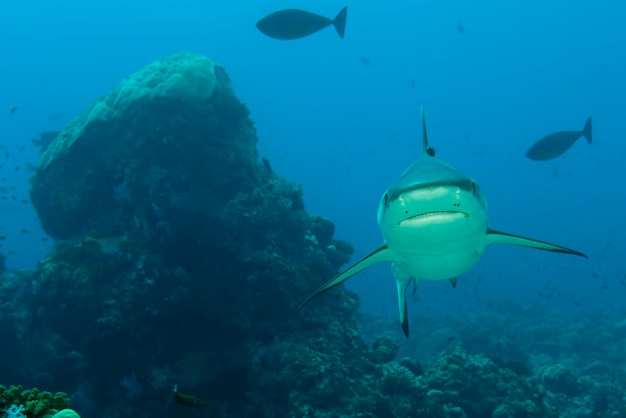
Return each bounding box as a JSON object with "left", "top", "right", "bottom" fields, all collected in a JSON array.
[
  {"left": 0, "top": 385, "right": 72, "bottom": 418},
  {"left": 23, "top": 53, "right": 362, "bottom": 417}
]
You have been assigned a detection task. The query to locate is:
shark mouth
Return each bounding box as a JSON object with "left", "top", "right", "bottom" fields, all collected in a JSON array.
[{"left": 399, "top": 211, "right": 468, "bottom": 226}]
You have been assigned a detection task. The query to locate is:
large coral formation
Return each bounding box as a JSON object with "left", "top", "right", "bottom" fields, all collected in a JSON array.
[
  {"left": 23, "top": 53, "right": 362, "bottom": 417},
  {"left": 31, "top": 53, "right": 256, "bottom": 240}
]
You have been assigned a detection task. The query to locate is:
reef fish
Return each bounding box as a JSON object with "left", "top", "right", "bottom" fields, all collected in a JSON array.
[
  {"left": 526, "top": 117, "right": 592, "bottom": 161},
  {"left": 256, "top": 6, "right": 347, "bottom": 40},
  {"left": 173, "top": 385, "right": 204, "bottom": 409},
  {"left": 303, "top": 108, "right": 586, "bottom": 337},
  {"left": 32, "top": 130, "right": 60, "bottom": 153}
]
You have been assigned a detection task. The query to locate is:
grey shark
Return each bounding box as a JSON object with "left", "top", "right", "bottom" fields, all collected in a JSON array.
[{"left": 303, "top": 108, "right": 587, "bottom": 337}]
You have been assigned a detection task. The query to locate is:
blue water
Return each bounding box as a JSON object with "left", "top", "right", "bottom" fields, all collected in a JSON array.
[{"left": 1, "top": 0, "right": 624, "bottom": 322}]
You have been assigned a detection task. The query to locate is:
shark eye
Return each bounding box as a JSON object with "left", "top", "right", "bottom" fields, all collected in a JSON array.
[{"left": 383, "top": 193, "right": 390, "bottom": 207}]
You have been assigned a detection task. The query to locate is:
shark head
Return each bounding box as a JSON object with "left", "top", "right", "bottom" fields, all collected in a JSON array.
[
  {"left": 302, "top": 107, "right": 587, "bottom": 338},
  {"left": 377, "top": 156, "right": 489, "bottom": 280}
]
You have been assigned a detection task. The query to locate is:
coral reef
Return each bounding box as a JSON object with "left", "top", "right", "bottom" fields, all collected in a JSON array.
[
  {"left": 361, "top": 305, "right": 626, "bottom": 418},
  {"left": 0, "top": 385, "right": 73, "bottom": 418},
  {"left": 31, "top": 53, "right": 256, "bottom": 240},
  {"left": 22, "top": 53, "right": 363, "bottom": 417}
]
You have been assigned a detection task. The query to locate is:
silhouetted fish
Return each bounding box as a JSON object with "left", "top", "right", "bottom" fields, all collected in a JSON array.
[
  {"left": 526, "top": 117, "right": 592, "bottom": 161},
  {"left": 32, "top": 130, "right": 60, "bottom": 152},
  {"left": 261, "top": 157, "right": 272, "bottom": 173},
  {"left": 256, "top": 6, "right": 347, "bottom": 40}
]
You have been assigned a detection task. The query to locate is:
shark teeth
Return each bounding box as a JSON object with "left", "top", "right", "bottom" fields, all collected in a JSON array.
[{"left": 400, "top": 211, "right": 468, "bottom": 225}]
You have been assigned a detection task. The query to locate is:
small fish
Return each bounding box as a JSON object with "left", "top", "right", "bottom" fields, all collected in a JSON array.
[
  {"left": 257, "top": 6, "right": 347, "bottom": 40},
  {"left": 526, "top": 117, "right": 592, "bottom": 161},
  {"left": 20, "top": 229, "right": 28, "bottom": 234},
  {"left": 10, "top": 107, "right": 17, "bottom": 115},
  {"left": 173, "top": 385, "right": 204, "bottom": 409},
  {"left": 261, "top": 157, "right": 272, "bottom": 173},
  {"left": 14, "top": 167, "right": 19, "bottom": 172},
  {"left": 457, "top": 22, "right": 465, "bottom": 34},
  {"left": 19, "top": 145, "right": 25, "bottom": 152},
  {"left": 360, "top": 56, "right": 372, "bottom": 66},
  {"left": 4, "top": 151, "right": 9, "bottom": 158},
  {"left": 32, "top": 130, "right": 60, "bottom": 153}
]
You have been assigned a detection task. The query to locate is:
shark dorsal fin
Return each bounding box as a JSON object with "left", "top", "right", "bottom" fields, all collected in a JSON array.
[{"left": 421, "top": 106, "right": 435, "bottom": 157}]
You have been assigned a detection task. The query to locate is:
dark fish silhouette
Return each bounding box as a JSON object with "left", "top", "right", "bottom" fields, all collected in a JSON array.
[
  {"left": 32, "top": 130, "right": 60, "bottom": 152},
  {"left": 257, "top": 6, "right": 347, "bottom": 40},
  {"left": 261, "top": 157, "right": 272, "bottom": 173},
  {"left": 174, "top": 389, "right": 204, "bottom": 409},
  {"left": 360, "top": 56, "right": 372, "bottom": 66},
  {"left": 526, "top": 117, "right": 592, "bottom": 161},
  {"left": 9, "top": 107, "right": 18, "bottom": 115}
]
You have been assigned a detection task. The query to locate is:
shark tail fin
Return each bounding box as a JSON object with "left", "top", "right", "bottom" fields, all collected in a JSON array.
[
  {"left": 420, "top": 106, "right": 435, "bottom": 157},
  {"left": 332, "top": 6, "right": 347, "bottom": 39},
  {"left": 301, "top": 244, "right": 391, "bottom": 306},
  {"left": 485, "top": 228, "right": 587, "bottom": 258},
  {"left": 582, "top": 117, "right": 592, "bottom": 144}
]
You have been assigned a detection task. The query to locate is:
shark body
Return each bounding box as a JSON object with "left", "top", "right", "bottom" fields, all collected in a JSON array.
[{"left": 303, "top": 108, "right": 587, "bottom": 337}]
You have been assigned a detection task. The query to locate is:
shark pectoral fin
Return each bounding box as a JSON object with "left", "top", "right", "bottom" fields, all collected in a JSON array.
[
  {"left": 485, "top": 228, "right": 587, "bottom": 258},
  {"left": 301, "top": 245, "right": 392, "bottom": 306},
  {"left": 392, "top": 264, "right": 413, "bottom": 338},
  {"left": 450, "top": 277, "right": 457, "bottom": 288}
]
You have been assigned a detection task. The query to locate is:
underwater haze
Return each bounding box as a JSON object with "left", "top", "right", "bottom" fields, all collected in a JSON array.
[
  {"left": 1, "top": 0, "right": 626, "bottom": 416},
  {"left": 2, "top": 0, "right": 624, "bottom": 317}
]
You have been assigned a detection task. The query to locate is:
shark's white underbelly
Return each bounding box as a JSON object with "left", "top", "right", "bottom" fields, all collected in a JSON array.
[
  {"left": 391, "top": 245, "right": 483, "bottom": 280},
  {"left": 383, "top": 217, "right": 486, "bottom": 281}
]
